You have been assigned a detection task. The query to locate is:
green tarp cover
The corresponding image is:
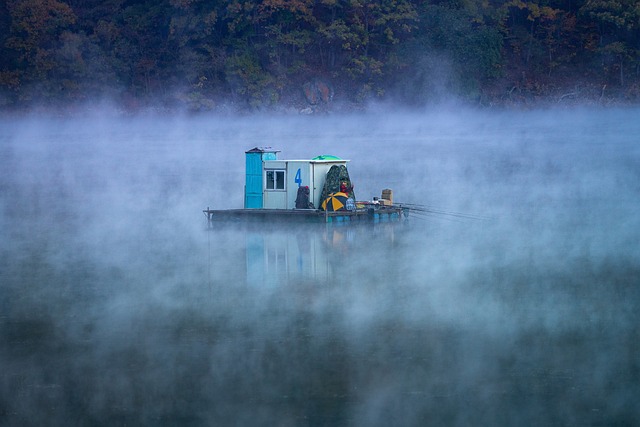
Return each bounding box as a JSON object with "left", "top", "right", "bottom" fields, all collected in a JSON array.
[{"left": 319, "top": 165, "right": 355, "bottom": 210}]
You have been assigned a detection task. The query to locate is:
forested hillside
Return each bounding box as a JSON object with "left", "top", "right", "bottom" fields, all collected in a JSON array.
[{"left": 1, "top": 0, "right": 639, "bottom": 111}]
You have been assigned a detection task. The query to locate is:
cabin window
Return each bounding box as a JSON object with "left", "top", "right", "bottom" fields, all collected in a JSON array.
[{"left": 265, "top": 170, "right": 285, "bottom": 190}]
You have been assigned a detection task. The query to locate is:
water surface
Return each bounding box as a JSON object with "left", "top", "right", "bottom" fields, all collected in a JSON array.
[{"left": 1, "top": 108, "right": 639, "bottom": 425}]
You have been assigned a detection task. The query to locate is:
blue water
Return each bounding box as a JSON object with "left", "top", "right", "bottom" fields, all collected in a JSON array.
[{"left": 1, "top": 108, "right": 639, "bottom": 426}]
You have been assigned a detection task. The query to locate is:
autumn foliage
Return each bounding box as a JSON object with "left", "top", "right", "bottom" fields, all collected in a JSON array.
[{"left": 0, "top": 0, "right": 638, "bottom": 110}]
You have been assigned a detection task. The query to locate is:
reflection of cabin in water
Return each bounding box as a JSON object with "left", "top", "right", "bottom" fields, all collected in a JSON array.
[
  {"left": 244, "top": 147, "right": 349, "bottom": 210},
  {"left": 245, "top": 229, "right": 333, "bottom": 286},
  {"left": 242, "top": 224, "right": 399, "bottom": 286}
]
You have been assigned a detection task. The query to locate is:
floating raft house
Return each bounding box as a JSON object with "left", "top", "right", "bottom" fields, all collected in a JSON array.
[{"left": 204, "top": 147, "right": 407, "bottom": 224}]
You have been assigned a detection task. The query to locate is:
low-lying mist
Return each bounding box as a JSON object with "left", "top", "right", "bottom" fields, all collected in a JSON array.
[{"left": 1, "top": 107, "right": 639, "bottom": 426}]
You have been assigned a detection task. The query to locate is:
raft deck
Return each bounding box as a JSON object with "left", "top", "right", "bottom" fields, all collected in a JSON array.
[{"left": 203, "top": 206, "right": 407, "bottom": 224}]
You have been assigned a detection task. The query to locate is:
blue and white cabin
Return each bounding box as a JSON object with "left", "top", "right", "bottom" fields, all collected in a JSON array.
[{"left": 244, "top": 147, "right": 349, "bottom": 210}]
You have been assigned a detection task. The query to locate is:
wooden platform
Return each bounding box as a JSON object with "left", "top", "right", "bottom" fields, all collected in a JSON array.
[{"left": 203, "top": 206, "right": 407, "bottom": 224}]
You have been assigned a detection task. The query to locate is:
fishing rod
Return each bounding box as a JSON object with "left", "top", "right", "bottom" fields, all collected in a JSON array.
[
  {"left": 397, "top": 202, "right": 490, "bottom": 219},
  {"left": 397, "top": 202, "right": 492, "bottom": 222},
  {"left": 401, "top": 209, "right": 459, "bottom": 223}
]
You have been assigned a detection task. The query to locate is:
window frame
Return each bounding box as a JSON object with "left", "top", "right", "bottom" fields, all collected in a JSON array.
[{"left": 264, "top": 169, "right": 286, "bottom": 191}]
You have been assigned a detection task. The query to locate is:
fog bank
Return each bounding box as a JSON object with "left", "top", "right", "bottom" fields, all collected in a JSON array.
[{"left": 1, "top": 107, "right": 639, "bottom": 426}]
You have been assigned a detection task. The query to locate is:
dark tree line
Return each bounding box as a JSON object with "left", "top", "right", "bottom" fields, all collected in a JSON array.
[{"left": 1, "top": 0, "right": 639, "bottom": 110}]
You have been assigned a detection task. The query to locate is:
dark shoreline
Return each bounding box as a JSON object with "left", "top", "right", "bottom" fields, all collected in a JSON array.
[{"left": 1, "top": 93, "right": 639, "bottom": 118}]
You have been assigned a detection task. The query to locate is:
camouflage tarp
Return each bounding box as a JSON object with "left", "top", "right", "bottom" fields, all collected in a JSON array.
[{"left": 319, "top": 165, "right": 355, "bottom": 210}]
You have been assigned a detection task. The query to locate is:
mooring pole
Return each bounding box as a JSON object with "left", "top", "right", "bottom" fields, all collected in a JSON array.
[{"left": 204, "top": 207, "right": 213, "bottom": 229}]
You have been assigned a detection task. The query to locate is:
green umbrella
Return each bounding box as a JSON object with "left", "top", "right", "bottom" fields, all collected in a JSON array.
[{"left": 312, "top": 155, "right": 342, "bottom": 161}]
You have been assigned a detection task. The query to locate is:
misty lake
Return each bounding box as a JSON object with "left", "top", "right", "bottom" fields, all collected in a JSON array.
[{"left": 1, "top": 108, "right": 639, "bottom": 426}]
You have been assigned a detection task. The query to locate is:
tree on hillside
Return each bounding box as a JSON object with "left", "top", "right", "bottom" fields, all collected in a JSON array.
[
  {"left": 580, "top": 0, "right": 640, "bottom": 87},
  {"left": 218, "top": 1, "right": 281, "bottom": 108},
  {"left": 256, "top": 0, "right": 315, "bottom": 73},
  {"left": 4, "top": 0, "right": 76, "bottom": 100},
  {"left": 340, "top": 0, "right": 418, "bottom": 100},
  {"left": 167, "top": 0, "right": 226, "bottom": 109},
  {"left": 498, "top": 1, "right": 566, "bottom": 72},
  {"left": 392, "top": 2, "right": 502, "bottom": 104}
]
